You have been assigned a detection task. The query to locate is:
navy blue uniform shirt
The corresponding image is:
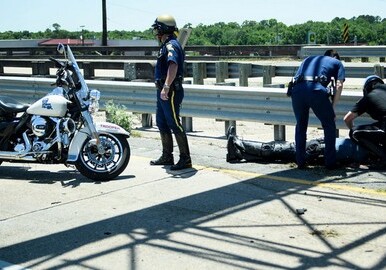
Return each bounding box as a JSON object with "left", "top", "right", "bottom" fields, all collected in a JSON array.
[
  {"left": 293, "top": 55, "right": 345, "bottom": 93},
  {"left": 155, "top": 36, "right": 185, "bottom": 81}
]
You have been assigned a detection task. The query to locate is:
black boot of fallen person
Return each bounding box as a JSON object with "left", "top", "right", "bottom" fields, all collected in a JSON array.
[
  {"left": 226, "top": 135, "right": 244, "bottom": 162},
  {"left": 226, "top": 125, "right": 236, "bottom": 139},
  {"left": 226, "top": 126, "right": 244, "bottom": 162}
]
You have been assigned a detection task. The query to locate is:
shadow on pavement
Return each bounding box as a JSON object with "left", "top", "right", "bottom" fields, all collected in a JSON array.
[{"left": 1, "top": 166, "right": 386, "bottom": 269}]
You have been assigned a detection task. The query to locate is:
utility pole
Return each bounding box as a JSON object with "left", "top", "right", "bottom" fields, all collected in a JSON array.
[
  {"left": 102, "top": 0, "right": 107, "bottom": 46},
  {"left": 80, "top": 25, "right": 85, "bottom": 46}
]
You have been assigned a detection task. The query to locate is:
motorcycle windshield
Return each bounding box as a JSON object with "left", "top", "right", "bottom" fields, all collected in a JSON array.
[{"left": 66, "top": 46, "right": 89, "bottom": 104}]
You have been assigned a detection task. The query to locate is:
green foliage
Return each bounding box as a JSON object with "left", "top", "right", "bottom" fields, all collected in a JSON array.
[
  {"left": 0, "top": 15, "right": 385, "bottom": 45},
  {"left": 105, "top": 100, "right": 132, "bottom": 132}
]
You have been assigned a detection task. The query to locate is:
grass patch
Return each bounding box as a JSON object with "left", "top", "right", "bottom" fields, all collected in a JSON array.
[{"left": 105, "top": 100, "right": 133, "bottom": 132}]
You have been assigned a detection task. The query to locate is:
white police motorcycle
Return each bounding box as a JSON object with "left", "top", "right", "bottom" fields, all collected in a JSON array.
[{"left": 0, "top": 44, "right": 130, "bottom": 181}]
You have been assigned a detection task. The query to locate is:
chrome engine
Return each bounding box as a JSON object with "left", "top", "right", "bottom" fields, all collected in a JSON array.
[
  {"left": 30, "top": 116, "right": 76, "bottom": 140},
  {"left": 9, "top": 116, "right": 77, "bottom": 162},
  {"left": 31, "top": 116, "right": 51, "bottom": 137}
]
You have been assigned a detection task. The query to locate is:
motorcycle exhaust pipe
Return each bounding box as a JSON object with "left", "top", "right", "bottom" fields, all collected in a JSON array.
[
  {"left": 0, "top": 132, "right": 36, "bottom": 161},
  {"left": 0, "top": 151, "right": 36, "bottom": 161}
]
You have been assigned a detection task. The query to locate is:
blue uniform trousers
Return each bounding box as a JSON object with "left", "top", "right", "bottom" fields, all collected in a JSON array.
[
  {"left": 291, "top": 88, "right": 336, "bottom": 167},
  {"left": 156, "top": 87, "right": 185, "bottom": 134}
]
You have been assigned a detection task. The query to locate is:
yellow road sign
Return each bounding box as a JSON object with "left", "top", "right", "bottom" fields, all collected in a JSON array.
[{"left": 343, "top": 23, "right": 349, "bottom": 43}]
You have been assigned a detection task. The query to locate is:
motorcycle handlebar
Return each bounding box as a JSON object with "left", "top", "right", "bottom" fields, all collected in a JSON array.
[{"left": 49, "top": 57, "right": 65, "bottom": 69}]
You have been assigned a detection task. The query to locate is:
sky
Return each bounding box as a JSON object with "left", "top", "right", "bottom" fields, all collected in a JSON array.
[{"left": 0, "top": 0, "right": 385, "bottom": 33}]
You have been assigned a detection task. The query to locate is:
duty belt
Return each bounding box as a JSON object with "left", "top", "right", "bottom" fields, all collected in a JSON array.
[
  {"left": 294, "top": 75, "right": 328, "bottom": 85},
  {"left": 303, "top": 76, "right": 319, "bottom": 82},
  {"left": 154, "top": 76, "right": 183, "bottom": 90},
  {"left": 155, "top": 77, "right": 183, "bottom": 90}
]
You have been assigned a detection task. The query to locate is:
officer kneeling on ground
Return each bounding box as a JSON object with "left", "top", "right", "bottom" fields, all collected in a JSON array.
[{"left": 344, "top": 75, "right": 386, "bottom": 165}]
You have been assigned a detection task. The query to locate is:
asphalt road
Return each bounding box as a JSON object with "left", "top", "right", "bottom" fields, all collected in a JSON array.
[{"left": 0, "top": 120, "right": 385, "bottom": 270}]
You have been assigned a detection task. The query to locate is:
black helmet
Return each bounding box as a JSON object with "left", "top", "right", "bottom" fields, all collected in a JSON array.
[
  {"left": 152, "top": 14, "right": 178, "bottom": 36},
  {"left": 324, "top": 49, "right": 340, "bottom": 60},
  {"left": 363, "top": 75, "right": 384, "bottom": 96}
]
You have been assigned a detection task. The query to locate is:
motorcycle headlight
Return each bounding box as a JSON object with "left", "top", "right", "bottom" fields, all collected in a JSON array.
[
  {"left": 88, "top": 89, "right": 100, "bottom": 114},
  {"left": 90, "top": 89, "right": 101, "bottom": 101}
]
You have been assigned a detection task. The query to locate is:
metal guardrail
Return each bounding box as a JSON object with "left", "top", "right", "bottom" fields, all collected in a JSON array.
[
  {"left": 1, "top": 44, "right": 385, "bottom": 59},
  {"left": 0, "top": 45, "right": 301, "bottom": 57},
  {"left": 0, "top": 59, "right": 384, "bottom": 82},
  {"left": 193, "top": 62, "right": 384, "bottom": 79},
  {"left": 0, "top": 76, "right": 371, "bottom": 140},
  {"left": 300, "top": 45, "right": 386, "bottom": 59}
]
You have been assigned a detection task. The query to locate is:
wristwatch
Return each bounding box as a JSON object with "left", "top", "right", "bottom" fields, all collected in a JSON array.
[{"left": 164, "top": 84, "right": 170, "bottom": 89}]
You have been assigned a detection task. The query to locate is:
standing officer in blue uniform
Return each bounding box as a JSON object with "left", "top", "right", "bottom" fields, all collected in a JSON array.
[
  {"left": 150, "top": 14, "right": 192, "bottom": 170},
  {"left": 290, "top": 50, "right": 345, "bottom": 169}
]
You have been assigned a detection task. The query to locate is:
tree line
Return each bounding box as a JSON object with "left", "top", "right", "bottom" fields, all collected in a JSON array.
[{"left": 1, "top": 15, "right": 385, "bottom": 46}]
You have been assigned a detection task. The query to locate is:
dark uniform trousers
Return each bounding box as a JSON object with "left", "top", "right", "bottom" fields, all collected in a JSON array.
[
  {"left": 155, "top": 79, "right": 184, "bottom": 134},
  {"left": 291, "top": 88, "right": 337, "bottom": 167},
  {"left": 351, "top": 120, "right": 386, "bottom": 159}
]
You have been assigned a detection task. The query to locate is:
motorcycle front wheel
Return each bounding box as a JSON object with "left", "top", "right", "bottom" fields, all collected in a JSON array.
[{"left": 75, "top": 133, "right": 130, "bottom": 181}]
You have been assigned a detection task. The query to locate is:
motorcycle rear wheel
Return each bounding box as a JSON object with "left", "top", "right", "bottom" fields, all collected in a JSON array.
[{"left": 75, "top": 133, "right": 130, "bottom": 181}]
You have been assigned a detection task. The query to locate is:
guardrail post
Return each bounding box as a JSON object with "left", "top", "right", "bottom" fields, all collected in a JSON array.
[
  {"left": 182, "top": 117, "right": 193, "bottom": 132},
  {"left": 124, "top": 63, "right": 136, "bottom": 81},
  {"left": 31, "top": 61, "right": 49, "bottom": 76},
  {"left": 239, "top": 63, "right": 251, "bottom": 87},
  {"left": 141, "top": 113, "right": 153, "bottom": 128},
  {"left": 264, "top": 83, "right": 287, "bottom": 141},
  {"left": 193, "top": 62, "right": 205, "bottom": 85},
  {"left": 82, "top": 62, "right": 94, "bottom": 79},
  {"left": 374, "top": 64, "right": 384, "bottom": 78},
  {"left": 124, "top": 62, "right": 154, "bottom": 81},
  {"left": 237, "top": 63, "right": 252, "bottom": 130},
  {"left": 274, "top": 125, "right": 286, "bottom": 141},
  {"left": 124, "top": 62, "right": 155, "bottom": 128},
  {"left": 185, "top": 62, "right": 206, "bottom": 132},
  {"left": 181, "top": 80, "right": 193, "bottom": 132},
  {"left": 342, "top": 57, "right": 351, "bottom": 62},
  {"left": 215, "top": 61, "right": 228, "bottom": 83},
  {"left": 214, "top": 81, "right": 237, "bottom": 134},
  {"left": 361, "top": 57, "right": 369, "bottom": 63},
  {"left": 263, "top": 65, "right": 275, "bottom": 85},
  {"left": 214, "top": 81, "right": 237, "bottom": 131}
]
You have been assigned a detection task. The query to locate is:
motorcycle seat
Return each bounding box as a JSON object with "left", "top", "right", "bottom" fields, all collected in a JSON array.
[{"left": 0, "top": 95, "right": 29, "bottom": 114}]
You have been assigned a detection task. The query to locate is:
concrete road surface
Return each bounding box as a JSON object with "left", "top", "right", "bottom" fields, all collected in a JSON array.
[{"left": 1, "top": 120, "right": 385, "bottom": 270}]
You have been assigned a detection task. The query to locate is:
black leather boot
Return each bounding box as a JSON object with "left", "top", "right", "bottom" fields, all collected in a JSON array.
[
  {"left": 226, "top": 134, "right": 244, "bottom": 162},
  {"left": 150, "top": 132, "right": 174, "bottom": 165},
  {"left": 226, "top": 125, "right": 236, "bottom": 139},
  {"left": 226, "top": 132, "right": 297, "bottom": 163},
  {"left": 170, "top": 132, "right": 192, "bottom": 170}
]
